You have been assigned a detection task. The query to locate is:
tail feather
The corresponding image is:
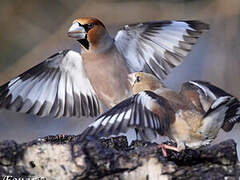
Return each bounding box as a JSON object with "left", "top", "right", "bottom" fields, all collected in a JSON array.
[
  {"left": 221, "top": 97, "right": 240, "bottom": 132},
  {"left": 199, "top": 96, "right": 235, "bottom": 139}
]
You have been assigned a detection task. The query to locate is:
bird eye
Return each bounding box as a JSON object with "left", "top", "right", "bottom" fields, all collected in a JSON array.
[
  {"left": 87, "top": 23, "right": 94, "bottom": 29},
  {"left": 136, "top": 76, "right": 141, "bottom": 82}
]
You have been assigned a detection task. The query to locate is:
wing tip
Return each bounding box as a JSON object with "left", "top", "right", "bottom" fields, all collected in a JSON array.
[{"left": 185, "top": 20, "right": 210, "bottom": 31}]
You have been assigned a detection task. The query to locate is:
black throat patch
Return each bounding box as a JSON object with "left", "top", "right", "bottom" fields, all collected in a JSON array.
[{"left": 78, "top": 37, "right": 89, "bottom": 50}]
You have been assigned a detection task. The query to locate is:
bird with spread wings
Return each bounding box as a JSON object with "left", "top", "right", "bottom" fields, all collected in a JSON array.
[
  {"left": 79, "top": 72, "right": 240, "bottom": 156},
  {"left": 0, "top": 17, "right": 209, "bottom": 120}
]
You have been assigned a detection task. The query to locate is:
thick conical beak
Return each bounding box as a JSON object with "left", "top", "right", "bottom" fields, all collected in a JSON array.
[
  {"left": 67, "top": 22, "right": 86, "bottom": 39},
  {"left": 128, "top": 73, "right": 136, "bottom": 87}
]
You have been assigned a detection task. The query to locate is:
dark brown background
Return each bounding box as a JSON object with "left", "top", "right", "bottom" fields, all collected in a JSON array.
[{"left": 0, "top": 0, "right": 239, "bottom": 157}]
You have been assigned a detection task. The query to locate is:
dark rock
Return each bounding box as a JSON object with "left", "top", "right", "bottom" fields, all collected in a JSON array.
[{"left": 0, "top": 135, "right": 239, "bottom": 180}]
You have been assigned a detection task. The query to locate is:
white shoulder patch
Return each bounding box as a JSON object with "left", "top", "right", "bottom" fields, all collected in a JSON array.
[
  {"left": 211, "top": 96, "right": 231, "bottom": 109},
  {"left": 189, "top": 81, "right": 217, "bottom": 100}
]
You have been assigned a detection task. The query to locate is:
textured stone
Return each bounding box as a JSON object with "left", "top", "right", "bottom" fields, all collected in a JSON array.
[{"left": 0, "top": 135, "right": 239, "bottom": 180}]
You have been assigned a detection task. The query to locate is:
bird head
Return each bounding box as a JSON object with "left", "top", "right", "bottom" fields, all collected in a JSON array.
[
  {"left": 128, "top": 72, "right": 164, "bottom": 94},
  {"left": 67, "top": 17, "right": 111, "bottom": 52}
]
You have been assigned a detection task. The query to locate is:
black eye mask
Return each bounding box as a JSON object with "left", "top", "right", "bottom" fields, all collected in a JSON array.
[
  {"left": 77, "top": 22, "right": 94, "bottom": 32},
  {"left": 83, "top": 23, "right": 94, "bottom": 32},
  {"left": 76, "top": 22, "right": 95, "bottom": 50}
]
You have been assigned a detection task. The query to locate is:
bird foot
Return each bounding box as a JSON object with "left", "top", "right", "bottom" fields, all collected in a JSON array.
[{"left": 157, "top": 144, "right": 179, "bottom": 157}]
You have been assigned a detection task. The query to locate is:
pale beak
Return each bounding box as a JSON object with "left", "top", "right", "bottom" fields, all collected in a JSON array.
[
  {"left": 128, "top": 73, "right": 136, "bottom": 87},
  {"left": 67, "top": 22, "right": 86, "bottom": 39}
]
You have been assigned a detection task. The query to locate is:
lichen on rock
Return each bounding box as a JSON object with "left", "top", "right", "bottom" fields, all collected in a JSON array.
[{"left": 0, "top": 134, "right": 239, "bottom": 180}]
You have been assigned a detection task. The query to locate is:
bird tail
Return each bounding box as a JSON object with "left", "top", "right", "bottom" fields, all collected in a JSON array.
[
  {"left": 198, "top": 96, "right": 236, "bottom": 139},
  {"left": 221, "top": 97, "right": 240, "bottom": 132}
]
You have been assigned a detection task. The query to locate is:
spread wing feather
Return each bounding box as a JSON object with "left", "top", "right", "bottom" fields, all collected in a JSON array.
[
  {"left": 79, "top": 91, "right": 171, "bottom": 141},
  {"left": 0, "top": 50, "right": 101, "bottom": 118},
  {"left": 115, "top": 20, "right": 209, "bottom": 80}
]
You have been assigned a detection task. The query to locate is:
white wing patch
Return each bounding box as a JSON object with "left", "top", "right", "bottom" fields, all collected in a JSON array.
[
  {"left": 115, "top": 20, "right": 209, "bottom": 80},
  {"left": 0, "top": 50, "right": 101, "bottom": 118},
  {"left": 109, "top": 113, "right": 119, "bottom": 124},
  {"left": 84, "top": 90, "right": 170, "bottom": 141},
  {"left": 138, "top": 91, "right": 157, "bottom": 111},
  {"left": 117, "top": 111, "right": 126, "bottom": 122},
  {"left": 211, "top": 96, "right": 231, "bottom": 109},
  {"left": 101, "top": 116, "right": 111, "bottom": 126},
  {"left": 199, "top": 106, "right": 228, "bottom": 139},
  {"left": 91, "top": 116, "right": 104, "bottom": 128},
  {"left": 189, "top": 81, "right": 217, "bottom": 100}
]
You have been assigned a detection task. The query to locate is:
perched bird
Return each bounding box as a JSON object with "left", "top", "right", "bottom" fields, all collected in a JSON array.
[
  {"left": 0, "top": 17, "right": 209, "bottom": 119},
  {"left": 79, "top": 72, "right": 240, "bottom": 156}
]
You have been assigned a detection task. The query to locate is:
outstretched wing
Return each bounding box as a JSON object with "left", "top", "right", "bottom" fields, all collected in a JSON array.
[
  {"left": 0, "top": 50, "right": 101, "bottom": 118},
  {"left": 115, "top": 20, "right": 209, "bottom": 80},
  {"left": 79, "top": 91, "right": 171, "bottom": 141},
  {"left": 181, "top": 80, "right": 240, "bottom": 132}
]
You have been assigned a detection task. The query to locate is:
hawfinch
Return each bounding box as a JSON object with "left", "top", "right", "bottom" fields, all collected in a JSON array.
[
  {"left": 79, "top": 72, "right": 240, "bottom": 156},
  {"left": 0, "top": 17, "right": 209, "bottom": 118}
]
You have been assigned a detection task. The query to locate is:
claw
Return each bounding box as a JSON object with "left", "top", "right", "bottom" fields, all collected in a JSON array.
[{"left": 158, "top": 144, "right": 180, "bottom": 157}]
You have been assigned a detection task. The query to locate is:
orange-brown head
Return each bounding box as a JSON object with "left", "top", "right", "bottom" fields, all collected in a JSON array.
[
  {"left": 67, "top": 17, "right": 112, "bottom": 52},
  {"left": 128, "top": 72, "right": 164, "bottom": 94}
]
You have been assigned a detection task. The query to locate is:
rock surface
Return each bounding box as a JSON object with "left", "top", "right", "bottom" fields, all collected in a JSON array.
[{"left": 0, "top": 135, "right": 239, "bottom": 180}]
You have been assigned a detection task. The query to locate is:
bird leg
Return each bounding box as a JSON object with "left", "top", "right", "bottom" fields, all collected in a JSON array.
[{"left": 158, "top": 144, "right": 180, "bottom": 157}]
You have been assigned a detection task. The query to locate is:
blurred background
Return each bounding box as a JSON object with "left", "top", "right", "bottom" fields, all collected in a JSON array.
[{"left": 0, "top": 0, "right": 239, "bottom": 156}]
